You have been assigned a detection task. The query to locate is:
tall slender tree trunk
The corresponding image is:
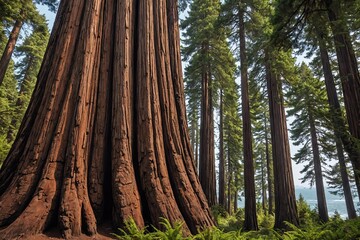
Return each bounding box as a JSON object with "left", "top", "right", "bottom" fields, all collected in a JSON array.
[
  {"left": 190, "top": 114, "right": 199, "bottom": 170},
  {"left": 308, "top": 110, "right": 329, "bottom": 222},
  {"left": 0, "top": 0, "right": 214, "bottom": 238},
  {"left": 227, "top": 145, "right": 232, "bottom": 214},
  {"left": 261, "top": 153, "right": 267, "bottom": 212},
  {"left": 199, "top": 55, "right": 216, "bottom": 206},
  {"left": 317, "top": 33, "right": 357, "bottom": 219},
  {"left": 195, "top": 122, "right": 199, "bottom": 172},
  {"left": 0, "top": 19, "right": 23, "bottom": 86},
  {"left": 219, "top": 89, "right": 226, "bottom": 207},
  {"left": 239, "top": 6, "right": 258, "bottom": 231},
  {"left": 264, "top": 112, "right": 273, "bottom": 215},
  {"left": 233, "top": 186, "right": 238, "bottom": 213},
  {"left": 265, "top": 52, "right": 299, "bottom": 229},
  {"left": 325, "top": 0, "right": 360, "bottom": 198},
  {"left": 335, "top": 137, "right": 357, "bottom": 218}
]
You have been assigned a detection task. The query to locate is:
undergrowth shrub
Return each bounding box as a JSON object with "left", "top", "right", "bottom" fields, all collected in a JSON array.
[{"left": 112, "top": 213, "right": 360, "bottom": 240}]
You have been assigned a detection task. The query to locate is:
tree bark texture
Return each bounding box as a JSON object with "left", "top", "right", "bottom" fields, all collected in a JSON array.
[
  {"left": 317, "top": 35, "right": 357, "bottom": 219},
  {"left": 199, "top": 56, "right": 216, "bottom": 206},
  {"left": 326, "top": 0, "right": 360, "bottom": 198},
  {"left": 265, "top": 54, "right": 299, "bottom": 229},
  {"left": 308, "top": 110, "right": 329, "bottom": 222},
  {"left": 239, "top": 7, "right": 258, "bottom": 231},
  {"left": 0, "top": 0, "right": 214, "bottom": 238},
  {"left": 0, "top": 19, "right": 23, "bottom": 86}
]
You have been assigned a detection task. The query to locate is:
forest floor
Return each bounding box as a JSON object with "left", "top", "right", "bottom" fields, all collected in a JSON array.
[{"left": 15, "top": 223, "right": 115, "bottom": 240}]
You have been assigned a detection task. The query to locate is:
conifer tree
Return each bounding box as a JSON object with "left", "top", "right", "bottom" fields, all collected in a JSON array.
[
  {"left": 272, "top": 0, "right": 360, "bottom": 201},
  {"left": 287, "top": 63, "right": 330, "bottom": 222},
  {"left": 7, "top": 15, "right": 49, "bottom": 142},
  {"left": 0, "top": 61, "right": 17, "bottom": 164},
  {"left": 182, "top": 0, "right": 237, "bottom": 207}
]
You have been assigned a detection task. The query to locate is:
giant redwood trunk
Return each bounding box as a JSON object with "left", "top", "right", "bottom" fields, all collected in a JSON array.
[
  {"left": 239, "top": 7, "right": 258, "bottom": 231},
  {"left": 0, "top": 19, "right": 23, "bottom": 86},
  {"left": 0, "top": 0, "right": 214, "bottom": 238},
  {"left": 308, "top": 110, "right": 329, "bottom": 222},
  {"left": 265, "top": 53, "right": 299, "bottom": 229},
  {"left": 325, "top": 0, "right": 360, "bottom": 198}
]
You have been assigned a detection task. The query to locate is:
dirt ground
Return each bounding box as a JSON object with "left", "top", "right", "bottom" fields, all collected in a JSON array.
[{"left": 9, "top": 224, "right": 116, "bottom": 240}]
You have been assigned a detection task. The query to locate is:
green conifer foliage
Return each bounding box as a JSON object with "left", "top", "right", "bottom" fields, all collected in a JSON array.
[{"left": 182, "top": 0, "right": 238, "bottom": 206}]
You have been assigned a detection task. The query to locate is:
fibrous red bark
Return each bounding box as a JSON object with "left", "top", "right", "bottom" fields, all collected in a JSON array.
[
  {"left": 0, "top": 0, "right": 214, "bottom": 238},
  {"left": 265, "top": 52, "right": 299, "bottom": 229}
]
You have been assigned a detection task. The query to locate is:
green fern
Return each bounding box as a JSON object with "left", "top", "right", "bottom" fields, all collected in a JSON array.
[
  {"left": 151, "top": 218, "right": 185, "bottom": 240},
  {"left": 112, "top": 218, "right": 150, "bottom": 240},
  {"left": 283, "top": 221, "right": 334, "bottom": 240}
]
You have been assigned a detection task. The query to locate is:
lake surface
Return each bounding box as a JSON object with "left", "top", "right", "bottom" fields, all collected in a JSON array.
[
  {"left": 238, "top": 187, "right": 360, "bottom": 218},
  {"left": 295, "top": 187, "right": 359, "bottom": 218}
]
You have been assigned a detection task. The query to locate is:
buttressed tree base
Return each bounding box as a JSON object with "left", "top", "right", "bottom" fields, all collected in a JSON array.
[{"left": 0, "top": 0, "right": 214, "bottom": 238}]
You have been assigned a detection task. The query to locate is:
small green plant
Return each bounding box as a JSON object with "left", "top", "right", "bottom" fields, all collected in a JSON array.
[
  {"left": 283, "top": 221, "right": 334, "bottom": 240},
  {"left": 112, "top": 218, "right": 150, "bottom": 240},
  {"left": 112, "top": 214, "right": 360, "bottom": 240},
  {"left": 151, "top": 218, "right": 184, "bottom": 240},
  {"left": 192, "top": 227, "right": 243, "bottom": 240}
]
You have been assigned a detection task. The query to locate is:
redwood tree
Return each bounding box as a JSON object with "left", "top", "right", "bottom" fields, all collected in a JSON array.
[
  {"left": 0, "top": 0, "right": 214, "bottom": 238},
  {"left": 266, "top": 50, "right": 299, "bottom": 229},
  {"left": 239, "top": 5, "right": 258, "bottom": 231},
  {"left": 325, "top": 0, "right": 360, "bottom": 198}
]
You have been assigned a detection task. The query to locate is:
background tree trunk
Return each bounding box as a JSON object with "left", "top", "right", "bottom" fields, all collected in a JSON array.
[
  {"left": 0, "top": 0, "right": 214, "bottom": 238},
  {"left": 264, "top": 113, "right": 273, "bottom": 215},
  {"left": 199, "top": 61, "right": 216, "bottom": 206},
  {"left": 0, "top": 19, "right": 23, "bottom": 86},
  {"left": 326, "top": 0, "right": 360, "bottom": 198},
  {"left": 219, "top": 89, "right": 226, "bottom": 207},
  {"left": 308, "top": 110, "right": 329, "bottom": 222},
  {"left": 239, "top": 6, "right": 258, "bottom": 231},
  {"left": 266, "top": 53, "right": 299, "bottom": 229},
  {"left": 317, "top": 34, "right": 357, "bottom": 219}
]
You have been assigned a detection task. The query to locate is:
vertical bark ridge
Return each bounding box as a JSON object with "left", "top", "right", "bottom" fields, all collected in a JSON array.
[
  {"left": 0, "top": 0, "right": 86, "bottom": 227},
  {"left": 88, "top": 0, "right": 114, "bottom": 222},
  {"left": 58, "top": 1, "right": 103, "bottom": 237},
  {"left": 154, "top": 0, "right": 214, "bottom": 232},
  {"left": 135, "top": 0, "right": 187, "bottom": 230},
  {"left": 111, "top": 0, "right": 144, "bottom": 229}
]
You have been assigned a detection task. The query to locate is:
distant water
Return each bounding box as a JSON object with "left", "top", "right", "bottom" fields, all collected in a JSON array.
[
  {"left": 295, "top": 187, "right": 359, "bottom": 219},
  {"left": 238, "top": 187, "right": 360, "bottom": 219}
]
